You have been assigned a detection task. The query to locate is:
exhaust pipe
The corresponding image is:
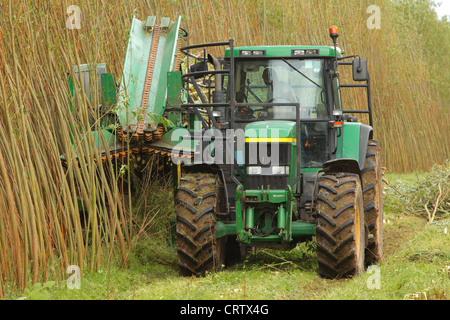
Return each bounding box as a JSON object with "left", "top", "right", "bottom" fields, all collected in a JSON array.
[
  {"left": 208, "top": 54, "right": 224, "bottom": 103},
  {"left": 207, "top": 54, "right": 226, "bottom": 123}
]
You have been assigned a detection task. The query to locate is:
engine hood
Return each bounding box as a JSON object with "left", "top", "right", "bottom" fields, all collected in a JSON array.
[{"left": 244, "top": 121, "right": 297, "bottom": 141}]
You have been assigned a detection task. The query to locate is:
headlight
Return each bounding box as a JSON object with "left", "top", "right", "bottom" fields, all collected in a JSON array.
[
  {"left": 271, "top": 166, "right": 290, "bottom": 175},
  {"left": 247, "top": 166, "right": 262, "bottom": 175},
  {"left": 239, "top": 50, "right": 266, "bottom": 57}
]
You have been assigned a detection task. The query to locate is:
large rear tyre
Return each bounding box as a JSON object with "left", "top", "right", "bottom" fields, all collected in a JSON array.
[
  {"left": 361, "top": 140, "right": 384, "bottom": 265},
  {"left": 315, "top": 173, "right": 366, "bottom": 279},
  {"left": 175, "top": 172, "right": 226, "bottom": 276}
]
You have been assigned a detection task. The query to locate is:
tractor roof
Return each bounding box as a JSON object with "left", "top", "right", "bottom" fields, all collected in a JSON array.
[{"left": 225, "top": 45, "right": 342, "bottom": 58}]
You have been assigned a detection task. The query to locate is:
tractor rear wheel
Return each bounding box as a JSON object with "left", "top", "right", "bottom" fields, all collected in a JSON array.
[
  {"left": 315, "top": 172, "right": 366, "bottom": 279},
  {"left": 361, "top": 140, "right": 384, "bottom": 265},
  {"left": 175, "top": 172, "right": 226, "bottom": 276}
]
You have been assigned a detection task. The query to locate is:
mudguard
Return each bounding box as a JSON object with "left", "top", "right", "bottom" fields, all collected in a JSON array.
[{"left": 333, "top": 122, "right": 373, "bottom": 172}]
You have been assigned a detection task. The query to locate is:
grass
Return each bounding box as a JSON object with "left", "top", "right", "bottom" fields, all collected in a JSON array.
[
  {"left": 6, "top": 171, "right": 449, "bottom": 300},
  {"left": 10, "top": 214, "right": 449, "bottom": 300}
]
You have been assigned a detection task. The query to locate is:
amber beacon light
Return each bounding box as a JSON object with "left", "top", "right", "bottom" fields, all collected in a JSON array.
[
  {"left": 329, "top": 25, "right": 339, "bottom": 40},
  {"left": 329, "top": 26, "right": 340, "bottom": 66}
]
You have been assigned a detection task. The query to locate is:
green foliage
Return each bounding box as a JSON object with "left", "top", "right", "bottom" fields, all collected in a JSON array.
[
  {"left": 147, "top": 112, "right": 174, "bottom": 131},
  {"left": 392, "top": 0, "right": 450, "bottom": 101},
  {"left": 18, "top": 282, "right": 57, "bottom": 300},
  {"left": 384, "top": 160, "right": 450, "bottom": 221}
]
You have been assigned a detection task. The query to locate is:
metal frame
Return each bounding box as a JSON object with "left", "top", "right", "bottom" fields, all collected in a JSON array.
[
  {"left": 338, "top": 57, "right": 373, "bottom": 127},
  {"left": 180, "top": 41, "right": 233, "bottom": 130}
]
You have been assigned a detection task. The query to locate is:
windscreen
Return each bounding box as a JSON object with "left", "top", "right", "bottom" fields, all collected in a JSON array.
[
  {"left": 235, "top": 58, "right": 330, "bottom": 168},
  {"left": 234, "top": 59, "right": 327, "bottom": 120}
]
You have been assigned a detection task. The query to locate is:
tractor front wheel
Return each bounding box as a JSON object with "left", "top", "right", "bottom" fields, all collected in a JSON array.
[
  {"left": 361, "top": 139, "right": 384, "bottom": 266},
  {"left": 175, "top": 172, "right": 226, "bottom": 276},
  {"left": 315, "top": 172, "right": 366, "bottom": 279}
]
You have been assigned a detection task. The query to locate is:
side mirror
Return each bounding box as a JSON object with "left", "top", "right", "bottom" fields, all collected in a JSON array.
[{"left": 352, "top": 58, "right": 368, "bottom": 81}]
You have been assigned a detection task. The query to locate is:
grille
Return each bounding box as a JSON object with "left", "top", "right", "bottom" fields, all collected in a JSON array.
[
  {"left": 245, "top": 142, "right": 290, "bottom": 190},
  {"left": 246, "top": 174, "right": 289, "bottom": 190}
]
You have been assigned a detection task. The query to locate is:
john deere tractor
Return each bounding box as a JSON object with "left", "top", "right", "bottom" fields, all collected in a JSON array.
[{"left": 63, "top": 17, "right": 383, "bottom": 279}]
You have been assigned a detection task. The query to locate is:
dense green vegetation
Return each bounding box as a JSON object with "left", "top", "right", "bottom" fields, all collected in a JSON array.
[{"left": 0, "top": 0, "right": 448, "bottom": 298}]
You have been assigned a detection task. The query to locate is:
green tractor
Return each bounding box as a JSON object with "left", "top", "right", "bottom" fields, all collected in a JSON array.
[
  {"left": 63, "top": 17, "right": 383, "bottom": 279},
  {"left": 172, "top": 26, "right": 383, "bottom": 279}
]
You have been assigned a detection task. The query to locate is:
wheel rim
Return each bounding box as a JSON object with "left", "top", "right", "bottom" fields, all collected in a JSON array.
[
  {"left": 355, "top": 194, "right": 366, "bottom": 274},
  {"left": 376, "top": 181, "right": 381, "bottom": 240},
  {"left": 376, "top": 179, "right": 381, "bottom": 210},
  {"left": 355, "top": 202, "right": 361, "bottom": 260},
  {"left": 376, "top": 178, "right": 384, "bottom": 257}
]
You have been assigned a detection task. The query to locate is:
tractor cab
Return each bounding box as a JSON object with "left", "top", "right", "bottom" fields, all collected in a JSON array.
[{"left": 229, "top": 48, "right": 338, "bottom": 171}]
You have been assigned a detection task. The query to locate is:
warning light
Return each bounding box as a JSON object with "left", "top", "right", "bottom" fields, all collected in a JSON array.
[
  {"left": 333, "top": 121, "right": 343, "bottom": 128},
  {"left": 329, "top": 26, "right": 338, "bottom": 36}
]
